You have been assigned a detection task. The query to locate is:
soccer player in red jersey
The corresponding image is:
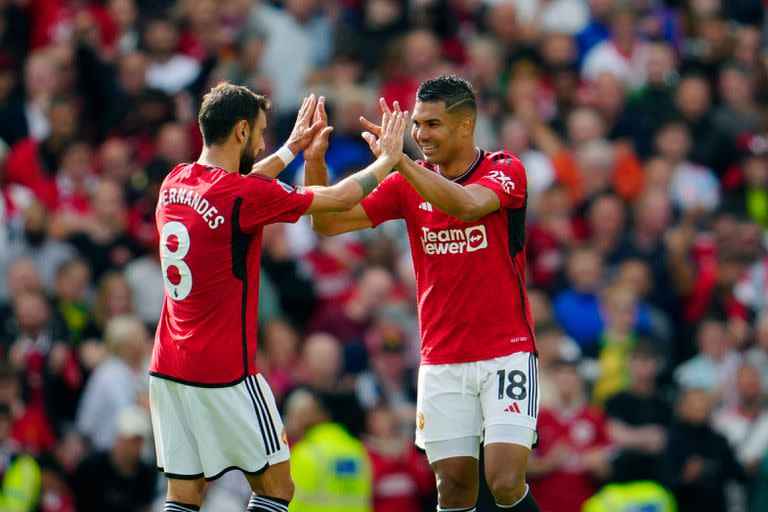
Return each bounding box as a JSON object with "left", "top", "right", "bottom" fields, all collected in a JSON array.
[
  {"left": 149, "top": 83, "right": 407, "bottom": 512},
  {"left": 308, "top": 75, "right": 540, "bottom": 512}
]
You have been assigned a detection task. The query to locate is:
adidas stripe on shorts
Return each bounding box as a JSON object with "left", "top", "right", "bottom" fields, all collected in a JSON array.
[{"left": 150, "top": 373, "right": 289, "bottom": 480}]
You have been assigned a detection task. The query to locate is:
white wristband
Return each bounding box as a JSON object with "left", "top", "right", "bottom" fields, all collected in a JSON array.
[{"left": 276, "top": 145, "right": 295, "bottom": 167}]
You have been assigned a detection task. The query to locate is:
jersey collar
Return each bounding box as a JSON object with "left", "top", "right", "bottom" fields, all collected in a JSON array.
[{"left": 438, "top": 148, "right": 483, "bottom": 184}]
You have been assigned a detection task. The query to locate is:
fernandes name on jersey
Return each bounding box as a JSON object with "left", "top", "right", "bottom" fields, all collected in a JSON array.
[{"left": 150, "top": 163, "right": 313, "bottom": 385}]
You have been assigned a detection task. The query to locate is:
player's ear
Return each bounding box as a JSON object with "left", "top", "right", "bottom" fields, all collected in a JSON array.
[
  {"left": 459, "top": 115, "right": 474, "bottom": 137},
  {"left": 236, "top": 120, "right": 249, "bottom": 143}
]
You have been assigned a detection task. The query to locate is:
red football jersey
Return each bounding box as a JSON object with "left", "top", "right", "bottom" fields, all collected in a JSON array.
[
  {"left": 150, "top": 163, "right": 314, "bottom": 385},
  {"left": 530, "top": 406, "right": 611, "bottom": 512},
  {"left": 361, "top": 149, "right": 536, "bottom": 364}
]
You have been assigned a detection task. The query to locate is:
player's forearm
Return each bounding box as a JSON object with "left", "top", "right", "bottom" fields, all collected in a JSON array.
[
  {"left": 304, "top": 158, "right": 335, "bottom": 232},
  {"left": 307, "top": 155, "right": 394, "bottom": 213},
  {"left": 249, "top": 153, "right": 287, "bottom": 179},
  {"left": 328, "top": 156, "right": 393, "bottom": 208},
  {"left": 395, "top": 155, "right": 479, "bottom": 221},
  {"left": 304, "top": 159, "right": 328, "bottom": 187}
]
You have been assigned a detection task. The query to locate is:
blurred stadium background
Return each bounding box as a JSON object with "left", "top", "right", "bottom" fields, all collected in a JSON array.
[{"left": 1, "top": 0, "right": 768, "bottom": 511}]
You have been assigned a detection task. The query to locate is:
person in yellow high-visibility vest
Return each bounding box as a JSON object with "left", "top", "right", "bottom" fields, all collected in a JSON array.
[
  {"left": 0, "top": 404, "right": 41, "bottom": 512},
  {"left": 283, "top": 389, "right": 372, "bottom": 512},
  {"left": 582, "top": 481, "right": 676, "bottom": 512}
]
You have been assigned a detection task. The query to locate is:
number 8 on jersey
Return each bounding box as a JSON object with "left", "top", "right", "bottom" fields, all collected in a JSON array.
[{"left": 161, "top": 221, "right": 193, "bottom": 301}]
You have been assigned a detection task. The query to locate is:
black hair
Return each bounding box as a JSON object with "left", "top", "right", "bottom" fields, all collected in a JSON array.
[
  {"left": 197, "top": 83, "right": 270, "bottom": 146},
  {"left": 416, "top": 75, "right": 476, "bottom": 116}
]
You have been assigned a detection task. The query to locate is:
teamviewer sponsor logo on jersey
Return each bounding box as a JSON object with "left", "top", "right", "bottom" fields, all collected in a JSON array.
[{"left": 420, "top": 225, "right": 488, "bottom": 255}]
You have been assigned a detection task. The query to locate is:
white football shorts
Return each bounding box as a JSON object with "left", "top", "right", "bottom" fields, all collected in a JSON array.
[
  {"left": 415, "top": 352, "right": 539, "bottom": 458},
  {"left": 150, "top": 373, "right": 289, "bottom": 480}
]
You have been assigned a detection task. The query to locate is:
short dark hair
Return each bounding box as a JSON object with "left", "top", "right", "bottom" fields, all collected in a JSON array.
[
  {"left": 198, "top": 83, "right": 271, "bottom": 146},
  {"left": 416, "top": 75, "right": 476, "bottom": 116}
]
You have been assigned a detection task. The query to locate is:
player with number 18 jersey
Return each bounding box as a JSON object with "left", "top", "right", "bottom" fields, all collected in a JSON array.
[
  {"left": 362, "top": 149, "right": 536, "bottom": 363},
  {"left": 360, "top": 148, "right": 539, "bottom": 458}
]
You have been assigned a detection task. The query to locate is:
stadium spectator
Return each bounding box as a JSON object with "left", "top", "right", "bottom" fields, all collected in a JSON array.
[
  {"left": 712, "top": 365, "right": 768, "bottom": 474},
  {"left": 49, "top": 258, "right": 92, "bottom": 346},
  {"left": 529, "top": 357, "right": 612, "bottom": 512},
  {"left": 592, "top": 283, "right": 649, "bottom": 404},
  {"left": 309, "top": 266, "right": 394, "bottom": 350},
  {"left": 283, "top": 388, "right": 372, "bottom": 511},
  {"left": 364, "top": 405, "right": 434, "bottom": 512},
  {"left": 355, "top": 320, "right": 416, "bottom": 433},
  {"left": 675, "top": 318, "right": 742, "bottom": 402},
  {"left": 0, "top": 403, "right": 41, "bottom": 511},
  {"left": 73, "top": 405, "right": 155, "bottom": 512},
  {"left": 5, "top": 95, "right": 80, "bottom": 210},
  {"left": 75, "top": 315, "right": 149, "bottom": 451},
  {"left": 3, "top": 202, "right": 76, "bottom": 295},
  {"left": 745, "top": 314, "right": 768, "bottom": 392},
  {"left": 259, "top": 318, "right": 301, "bottom": 404},
  {"left": 660, "top": 388, "right": 744, "bottom": 512},
  {"left": 58, "top": 180, "right": 144, "bottom": 282},
  {"left": 142, "top": 17, "right": 200, "bottom": 95},
  {"left": 581, "top": 6, "right": 650, "bottom": 90},
  {"left": 604, "top": 342, "right": 671, "bottom": 482}
]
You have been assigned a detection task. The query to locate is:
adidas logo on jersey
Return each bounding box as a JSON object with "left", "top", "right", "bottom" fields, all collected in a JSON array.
[
  {"left": 504, "top": 403, "right": 522, "bottom": 414},
  {"left": 418, "top": 201, "right": 433, "bottom": 212}
]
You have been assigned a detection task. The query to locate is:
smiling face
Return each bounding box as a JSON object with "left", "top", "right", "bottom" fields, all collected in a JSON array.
[{"left": 410, "top": 101, "right": 473, "bottom": 165}]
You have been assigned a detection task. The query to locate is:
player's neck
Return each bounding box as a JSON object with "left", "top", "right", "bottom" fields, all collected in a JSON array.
[
  {"left": 439, "top": 145, "right": 479, "bottom": 179},
  {"left": 198, "top": 145, "right": 240, "bottom": 174}
]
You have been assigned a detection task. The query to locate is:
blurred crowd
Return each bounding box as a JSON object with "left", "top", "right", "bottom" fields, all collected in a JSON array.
[{"left": 1, "top": 0, "right": 768, "bottom": 511}]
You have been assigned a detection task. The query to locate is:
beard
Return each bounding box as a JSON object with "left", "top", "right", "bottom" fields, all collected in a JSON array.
[{"left": 238, "top": 139, "right": 256, "bottom": 175}]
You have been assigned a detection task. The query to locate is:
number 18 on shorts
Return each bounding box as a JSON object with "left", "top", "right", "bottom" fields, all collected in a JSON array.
[{"left": 415, "top": 352, "right": 539, "bottom": 449}]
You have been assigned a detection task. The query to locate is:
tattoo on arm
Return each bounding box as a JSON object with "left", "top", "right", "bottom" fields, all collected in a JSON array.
[{"left": 354, "top": 172, "right": 379, "bottom": 197}]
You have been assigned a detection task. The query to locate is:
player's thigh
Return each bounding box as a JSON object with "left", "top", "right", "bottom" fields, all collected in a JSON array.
[
  {"left": 479, "top": 352, "right": 539, "bottom": 439},
  {"left": 416, "top": 362, "right": 483, "bottom": 452},
  {"left": 150, "top": 377, "right": 205, "bottom": 479},
  {"left": 185, "top": 374, "right": 290, "bottom": 480}
]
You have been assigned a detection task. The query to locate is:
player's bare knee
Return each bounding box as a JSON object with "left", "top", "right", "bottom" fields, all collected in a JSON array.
[
  {"left": 434, "top": 463, "right": 477, "bottom": 506},
  {"left": 248, "top": 465, "right": 295, "bottom": 502},
  {"left": 487, "top": 469, "right": 526, "bottom": 503},
  {"left": 167, "top": 478, "right": 206, "bottom": 505}
]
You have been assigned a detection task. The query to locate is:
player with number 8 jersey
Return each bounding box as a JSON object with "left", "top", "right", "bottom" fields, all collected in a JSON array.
[
  {"left": 151, "top": 168, "right": 311, "bottom": 384},
  {"left": 148, "top": 83, "right": 408, "bottom": 512}
]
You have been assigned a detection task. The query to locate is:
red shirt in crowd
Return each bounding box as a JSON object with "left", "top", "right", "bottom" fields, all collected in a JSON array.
[
  {"left": 5, "top": 139, "right": 59, "bottom": 210},
  {"left": 530, "top": 405, "right": 611, "bottom": 512},
  {"left": 361, "top": 149, "right": 536, "bottom": 364},
  {"left": 150, "top": 163, "right": 313, "bottom": 385},
  {"left": 366, "top": 442, "right": 434, "bottom": 512}
]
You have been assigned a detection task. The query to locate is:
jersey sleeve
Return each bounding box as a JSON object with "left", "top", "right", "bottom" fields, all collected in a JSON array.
[
  {"left": 474, "top": 156, "right": 527, "bottom": 210},
  {"left": 360, "top": 173, "right": 405, "bottom": 227},
  {"left": 239, "top": 175, "right": 314, "bottom": 232}
]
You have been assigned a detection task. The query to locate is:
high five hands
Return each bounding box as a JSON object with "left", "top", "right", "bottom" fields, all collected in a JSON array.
[
  {"left": 302, "top": 96, "right": 407, "bottom": 165},
  {"left": 360, "top": 98, "right": 406, "bottom": 160}
]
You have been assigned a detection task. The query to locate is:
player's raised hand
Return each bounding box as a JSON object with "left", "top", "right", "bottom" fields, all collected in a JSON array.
[
  {"left": 361, "top": 98, "right": 403, "bottom": 158},
  {"left": 286, "top": 94, "right": 323, "bottom": 154},
  {"left": 304, "top": 96, "right": 334, "bottom": 162},
  {"left": 359, "top": 97, "right": 401, "bottom": 136},
  {"left": 378, "top": 109, "right": 408, "bottom": 164}
]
